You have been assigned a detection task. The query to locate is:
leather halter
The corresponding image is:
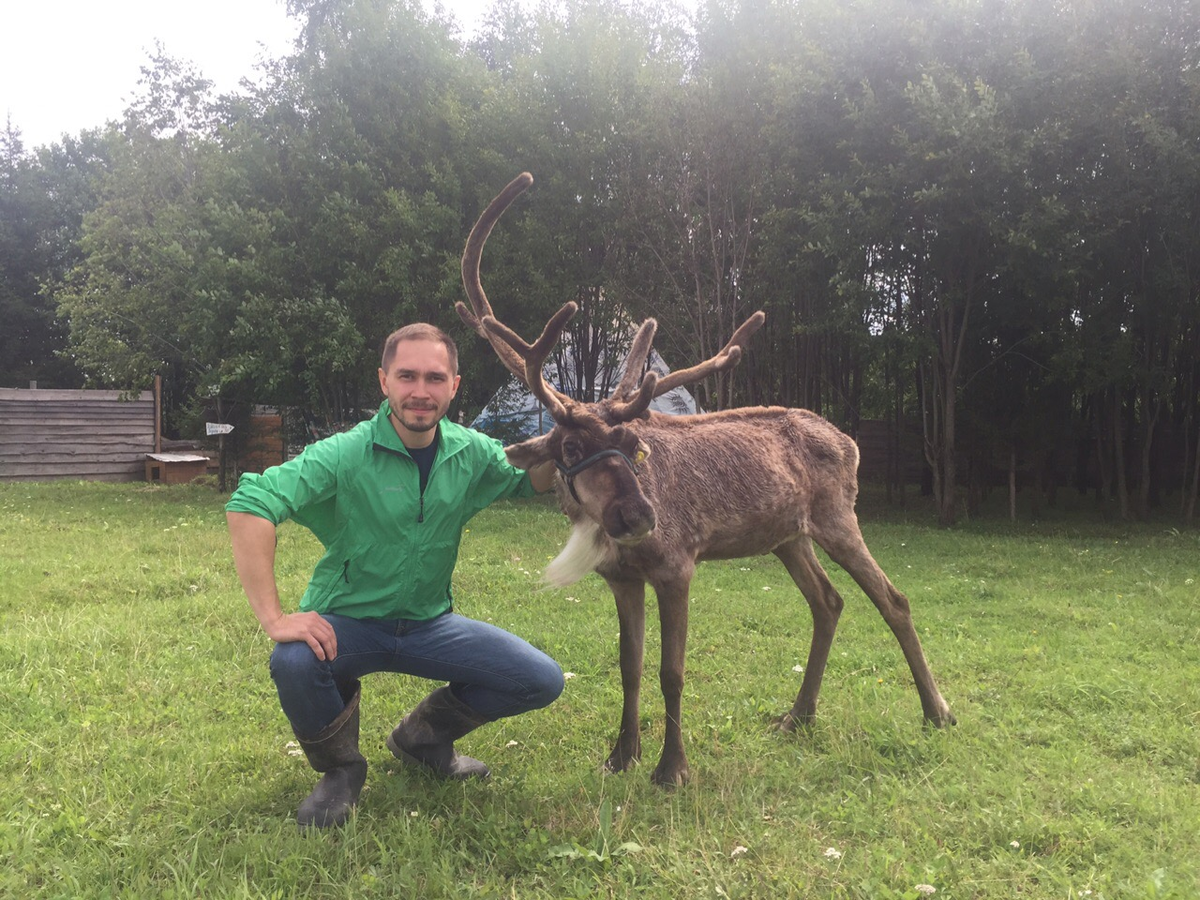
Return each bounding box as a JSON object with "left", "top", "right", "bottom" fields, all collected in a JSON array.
[{"left": 555, "top": 449, "right": 637, "bottom": 504}]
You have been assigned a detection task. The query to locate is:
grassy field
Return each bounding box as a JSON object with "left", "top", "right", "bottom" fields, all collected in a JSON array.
[{"left": 1, "top": 481, "right": 1197, "bottom": 899}]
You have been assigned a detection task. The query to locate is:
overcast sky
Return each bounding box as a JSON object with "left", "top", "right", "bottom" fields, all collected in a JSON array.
[{"left": 1, "top": 0, "right": 493, "bottom": 151}]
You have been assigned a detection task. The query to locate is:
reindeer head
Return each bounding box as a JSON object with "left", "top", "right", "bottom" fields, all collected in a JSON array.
[
  {"left": 481, "top": 304, "right": 660, "bottom": 544},
  {"left": 458, "top": 172, "right": 765, "bottom": 547}
]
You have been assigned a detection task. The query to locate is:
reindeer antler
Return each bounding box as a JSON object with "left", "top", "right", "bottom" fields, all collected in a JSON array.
[
  {"left": 608, "top": 369, "right": 659, "bottom": 422},
  {"left": 608, "top": 311, "right": 765, "bottom": 409},
  {"left": 482, "top": 303, "right": 579, "bottom": 421},
  {"left": 459, "top": 172, "right": 538, "bottom": 383},
  {"left": 612, "top": 319, "right": 659, "bottom": 400},
  {"left": 648, "top": 311, "right": 767, "bottom": 398}
]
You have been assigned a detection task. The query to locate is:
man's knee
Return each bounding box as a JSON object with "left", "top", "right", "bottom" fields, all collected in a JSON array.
[
  {"left": 270, "top": 640, "right": 322, "bottom": 685},
  {"left": 528, "top": 655, "right": 566, "bottom": 709}
]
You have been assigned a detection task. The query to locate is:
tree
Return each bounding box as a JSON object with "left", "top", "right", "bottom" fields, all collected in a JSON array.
[{"left": 0, "top": 121, "right": 107, "bottom": 388}]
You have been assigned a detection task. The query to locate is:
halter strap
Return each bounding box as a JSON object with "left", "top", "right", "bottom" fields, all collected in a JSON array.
[{"left": 555, "top": 449, "right": 637, "bottom": 504}]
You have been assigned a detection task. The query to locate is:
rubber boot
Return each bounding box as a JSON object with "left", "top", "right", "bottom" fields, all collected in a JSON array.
[
  {"left": 386, "top": 686, "right": 491, "bottom": 779},
  {"left": 296, "top": 681, "right": 368, "bottom": 829}
]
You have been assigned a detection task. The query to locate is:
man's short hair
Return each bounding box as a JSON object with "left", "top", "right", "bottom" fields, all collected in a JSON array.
[{"left": 381, "top": 323, "right": 459, "bottom": 375}]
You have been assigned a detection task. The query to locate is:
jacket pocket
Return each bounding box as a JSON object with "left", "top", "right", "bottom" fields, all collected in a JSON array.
[{"left": 305, "top": 558, "right": 351, "bottom": 611}]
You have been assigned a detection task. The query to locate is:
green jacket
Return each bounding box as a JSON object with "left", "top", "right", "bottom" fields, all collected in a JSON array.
[{"left": 225, "top": 402, "right": 536, "bottom": 620}]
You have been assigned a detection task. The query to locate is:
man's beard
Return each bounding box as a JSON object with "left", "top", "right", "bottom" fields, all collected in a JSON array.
[{"left": 393, "top": 406, "right": 440, "bottom": 432}]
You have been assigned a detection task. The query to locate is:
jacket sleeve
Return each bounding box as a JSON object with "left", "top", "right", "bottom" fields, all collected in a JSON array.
[
  {"left": 465, "top": 433, "right": 538, "bottom": 518},
  {"left": 224, "top": 434, "right": 343, "bottom": 526}
]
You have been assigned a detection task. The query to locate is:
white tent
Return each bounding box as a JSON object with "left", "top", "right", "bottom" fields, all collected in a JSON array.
[{"left": 471, "top": 346, "right": 697, "bottom": 442}]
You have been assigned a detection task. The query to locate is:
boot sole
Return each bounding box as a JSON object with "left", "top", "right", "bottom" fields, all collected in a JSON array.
[{"left": 386, "top": 732, "right": 489, "bottom": 779}]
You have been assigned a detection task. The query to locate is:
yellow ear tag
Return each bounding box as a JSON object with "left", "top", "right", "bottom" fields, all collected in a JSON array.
[{"left": 634, "top": 449, "right": 647, "bottom": 465}]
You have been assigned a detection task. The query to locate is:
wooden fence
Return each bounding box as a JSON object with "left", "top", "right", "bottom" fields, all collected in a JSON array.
[
  {"left": 855, "top": 418, "right": 926, "bottom": 485},
  {"left": 0, "top": 388, "right": 157, "bottom": 482}
]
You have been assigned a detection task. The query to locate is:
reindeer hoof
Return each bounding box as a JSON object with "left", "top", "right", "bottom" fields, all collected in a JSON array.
[
  {"left": 774, "top": 711, "right": 814, "bottom": 733},
  {"left": 925, "top": 710, "right": 957, "bottom": 728},
  {"left": 651, "top": 763, "right": 690, "bottom": 788},
  {"left": 604, "top": 748, "right": 640, "bottom": 774}
]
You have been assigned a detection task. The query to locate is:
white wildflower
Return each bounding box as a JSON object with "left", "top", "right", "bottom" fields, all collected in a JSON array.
[
  {"left": 824, "top": 847, "right": 842, "bottom": 860},
  {"left": 792, "top": 665, "right": 804, "bottom": 673},
  {"left": 915, "top": 886, "right": 936, "bottom": 896},
  {"left": 731, "top": 846, "right": 749, "bottom": 859},
  {"left": 506, "top": 740, "right": 520, "bottom": 748},
  {"left": 563, "top": 672, "right": 577, "bottom": 680},
  {"left": 1010, "top": 840, "right": 1020, "bottom": 849},
  {"left": 285, "top": 740, "right": 303, "bottom": 758}
]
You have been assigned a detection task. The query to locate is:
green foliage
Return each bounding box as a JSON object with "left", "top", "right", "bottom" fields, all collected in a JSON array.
[
  {"left": 4, "top": 0, "right": 1200, "bottom": 519},
  {"left": 2, "top": 483, "right": 1198, "bottom": 898}
]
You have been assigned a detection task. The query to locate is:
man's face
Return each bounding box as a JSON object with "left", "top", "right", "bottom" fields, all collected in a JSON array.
[{"left": 378, "top": 338, "right": 461, "bottom": 447}]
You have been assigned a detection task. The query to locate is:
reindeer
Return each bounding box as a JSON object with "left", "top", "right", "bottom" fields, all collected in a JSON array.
[{"left": 459, "top": 173, "right": 955, "bottom": 787}]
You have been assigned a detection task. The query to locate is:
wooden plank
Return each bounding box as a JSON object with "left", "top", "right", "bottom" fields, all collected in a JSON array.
[
  {"left": 0, "top": 401, "right": 153, "bottom": 411},
  {"left": 0, "top": 447, "right": 157, "bottom": 463},
  {"left": 0, "top": 425, "right": 155, "bottom": 436},
  {"left": 0, "top": 388, "right": 153, "bottom": 402},
  {"left": 0, "top": 423, "right": 155, "bottom": 435},
  {"left": 0, "top": 420, "right": 154, "bottom": 429},
  {"left": 0, "top": 429, "right": 155, "bottom": 443},
  {"left": 0, "top": 460, "right": 146, "bottom": 477},
  {"left": 0, "top": 407, "right": 154, "bottom": 420},
  {"left": 1, "top": 470, "right": 141, "bottom": 483}
]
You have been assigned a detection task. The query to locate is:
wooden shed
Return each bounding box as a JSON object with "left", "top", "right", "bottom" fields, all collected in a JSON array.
[{"left": 0, "top": 387, "right": 157, "bottom": 482}]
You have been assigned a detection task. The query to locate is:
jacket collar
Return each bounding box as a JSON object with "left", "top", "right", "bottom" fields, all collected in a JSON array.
[{"left": 372, "top": 401, "right": 470, "bottom": 460}]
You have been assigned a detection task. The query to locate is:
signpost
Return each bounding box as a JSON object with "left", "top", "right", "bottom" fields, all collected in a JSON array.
[{"left": 206, "top": 423, "right": 234, "bottom": 490}]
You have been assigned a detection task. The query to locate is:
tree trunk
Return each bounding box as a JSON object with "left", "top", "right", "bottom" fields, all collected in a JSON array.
[
  {"left": 1137, "top": 389, "right": 1161, "bottom": 519},
  {"left": 1094, "top": 394, "right": 1112, "bottom": 506},
  {"left": 938, "top": 388, "right": 958, "bottom": 527},
  {"left": 1187, "top": 424, "right": 1200, "bottom": 524},
  {"left": 919, "top": 360, "right": 945, "bottom": 513},
  {"left": 1009, "top": 446, "right": 1017, "bottom": 523},
  {"left": 1113, "top": 389, "right": 1130, "bottom": 520}
]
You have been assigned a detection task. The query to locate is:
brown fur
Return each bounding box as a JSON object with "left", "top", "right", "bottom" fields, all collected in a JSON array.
[{"left": 462, "top": 175, "right": 955, "bottom": 787}]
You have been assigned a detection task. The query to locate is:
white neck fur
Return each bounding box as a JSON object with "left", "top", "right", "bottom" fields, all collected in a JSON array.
[{"left": 545, "top": 520, "right": 613, "bottom": 587}]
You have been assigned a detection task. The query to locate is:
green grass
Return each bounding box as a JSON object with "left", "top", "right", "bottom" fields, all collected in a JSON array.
[{"left": 1, "top": 481, "right": 1197, "bottom": 899}]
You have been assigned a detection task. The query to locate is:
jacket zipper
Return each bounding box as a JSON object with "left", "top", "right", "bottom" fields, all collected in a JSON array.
[
  {"left": 372, "top": 436, "right": 444, "bottom": 525},
  {"left": 342, "top": 560, "right": 350, "bottom": 583}
]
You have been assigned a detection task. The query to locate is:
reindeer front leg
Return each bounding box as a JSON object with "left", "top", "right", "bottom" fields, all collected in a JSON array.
[
  {"left": 604, "top": 578, "right": 646, "bottom": 774},
  {"left": 651, "top": 575, "right": 692, "bottom": 787}
]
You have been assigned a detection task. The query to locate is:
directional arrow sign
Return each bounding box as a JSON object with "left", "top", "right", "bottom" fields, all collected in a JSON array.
[{"left": 206, "top": 422, "right": 235, "bottom": 435}]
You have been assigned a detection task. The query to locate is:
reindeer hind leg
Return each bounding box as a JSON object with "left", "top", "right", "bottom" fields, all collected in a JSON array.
[
  {"left": 773, "top": 537, "right": 845, "bottom": 730},
  {"left": 813, "top": 515, "right": 955, "bottom": 726}
]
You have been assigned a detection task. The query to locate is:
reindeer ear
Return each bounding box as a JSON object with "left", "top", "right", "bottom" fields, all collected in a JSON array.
[{"left": 504, "top": 432, "right": 558, "bottom": 469}]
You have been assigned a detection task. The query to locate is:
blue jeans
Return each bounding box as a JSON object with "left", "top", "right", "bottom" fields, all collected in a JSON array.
[{"left": 270, "top": 611, "right": 564, "bottom": 739}]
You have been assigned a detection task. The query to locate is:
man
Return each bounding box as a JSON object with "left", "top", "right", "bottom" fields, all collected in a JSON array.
[{"left": 226, "top": 323, "right": 563, "bottom": 829}]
